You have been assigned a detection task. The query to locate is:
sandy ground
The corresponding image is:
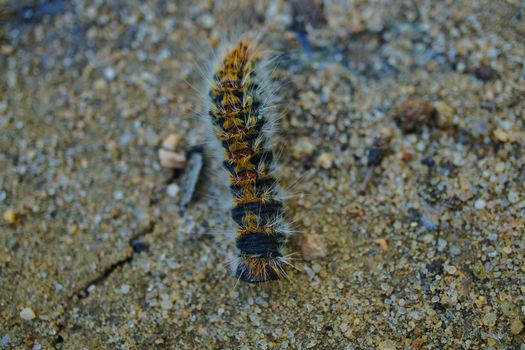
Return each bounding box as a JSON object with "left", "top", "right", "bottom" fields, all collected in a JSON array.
[{"left": 1, "top": 1, "right": 524, "bottom": 349}]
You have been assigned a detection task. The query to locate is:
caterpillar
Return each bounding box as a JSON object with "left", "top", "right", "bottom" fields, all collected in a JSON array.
[{"left": 204, "top": 37, "right": 291, "bottom": 283}]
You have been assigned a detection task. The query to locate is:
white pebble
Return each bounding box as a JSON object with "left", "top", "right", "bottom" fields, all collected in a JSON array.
[
  {"left": 198, "top": 13, "right": 215, "bottom": 28},
  {"left": 120, "top": 284, "right": 130, "bottom": 294},
  {"left": 20, "top": 307, "right": 36, "bottom": 320},
  {"left": 495, "top": 162, "right": 505, "bottom": 173},
  {"left": 166, "top": 184, "right": 179, "bottom": 198},
  {"left": 444, "top": 265, "right": 457, "bottom": 275},
  {"left": 421, "top": 233, "right": 434, "bottom": 243},
  {"left": 474, "top": 199, "right": 486, "bottom": 210},
  {"left": 104, "top": 67, "right": 116, "bottom": 81},
  {"left": 113, "top": 191, "right": 124, "bottom": 200}
]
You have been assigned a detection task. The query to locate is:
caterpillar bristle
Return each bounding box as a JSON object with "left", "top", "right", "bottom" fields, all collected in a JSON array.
[
  {"left": 235, "top": 256, "right": 285, "bottom": 283},
  {"left": 203, "top": 36, "right": 291, "bottom": 283}
]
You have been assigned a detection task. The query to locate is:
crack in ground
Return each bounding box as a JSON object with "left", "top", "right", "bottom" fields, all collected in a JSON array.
[
  {"left": 52, "top": 147, "right": 203, "bottom": 348},
  {"left": 75, "top": 254, "right": 134, "bottom": 298},
  {"left": 52, "top": 223, "right": 156, "bottom": 348},
  {"left": 75, "top": 222, "right": 156, "bottom": 299}
]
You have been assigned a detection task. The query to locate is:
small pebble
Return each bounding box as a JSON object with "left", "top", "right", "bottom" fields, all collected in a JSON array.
[
  {"left": 3, "top": 209, "right": 17, "bottom": 224},
  {"left": 366, "top": 134, "right": 391, "bottom": 167},
  {"left": 292, "top": 137, "right": 316, "bottom": 160},
  {"left": 374, "top": 238, "right": 389, "bottom": 251},
  {"left": 391, "top": 99, "right": 437, "bottom": 133},
  {"left": 444, "top": 265, "right": 457, "bottom": 275},
  {"left": 303, "top": 266, "right": 315, "bottom": 279},
  {"left": 401, "top": 152, "right": 414, "bottom": 162},
  {"left": 508, "top": 191, "right": 519, "bottom": 204},
  {"left": 343, "top": 328, "right": 353, "bottom": 339},
  {"left": 316, "top": 152, "right": 334, "bottom": 169},
  {"left": 1, "top": 335, "right": 9, "bottom": 346},
  {"left": 378, "top": 339, "right": 397, "bottom": 350},
  {"left": 93, "top": 78, "right": 107, "bottom": 91},
  {"left": 450, "top": 246, "right": 460, "bottom": 256},
  {"left": 437, "top": 238, "right": 447, "bottom": 252},
  {"left": 482, "top": 312, "right": 497, "bottom": 327},
  {"left": 166, "top": 183, "right": 179, "bottom": 198},
  {"left": 120, "top": 284, "right": 130, "bottom": 294},
  {"left": 474, "top": 199, "right": 486, "bottom": 210},
  {"left": 20, "top": 307, "right": 36, "bottom": 320},
  {"left": 197, "top": 13, "right": 215, "bottom": 28},
  {"left": 113, "top": 191, "right": 124, "bottom": 201},
  {"left": 433, "top": 101, "right": 455, "bottom": 127},
  {"left": 510, "top": 317, "right": 524, "bottom": 335},
  {"left": 159, "top": 133, "right": 186, "bottom": 169},
  {"left": 300, "top": 233, "right": 327, "bottom": 261},
  {"left": 474, "top": 64, "right": 498, "bottom": 82},
  {"left": 104, "top": 67, "right": 116, "bottom": 81},
  {"left": 421, "top": 211, "right": 439, "bottom": 231},
  {"left": 493, "top": 129, "right": 509, "bottom": 143}
]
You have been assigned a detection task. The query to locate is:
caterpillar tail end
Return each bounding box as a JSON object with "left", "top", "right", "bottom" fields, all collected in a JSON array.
[{"left": 235, "top": 256, "right": 286, "bottom": 283}]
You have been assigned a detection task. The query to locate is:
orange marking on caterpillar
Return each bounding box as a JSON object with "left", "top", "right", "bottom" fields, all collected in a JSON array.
[{"left": 206, "top": 38, "right": 291, "bottom": 282}]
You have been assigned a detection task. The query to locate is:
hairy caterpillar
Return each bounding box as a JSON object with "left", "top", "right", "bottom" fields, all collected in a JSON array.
[{"left": 204, "top": 37, "right": 291, "bottom": 282}]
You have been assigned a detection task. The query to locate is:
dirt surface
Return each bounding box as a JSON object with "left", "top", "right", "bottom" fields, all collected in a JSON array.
[{"left": 1, "top": 1, "right": 524, "bottom": 349}]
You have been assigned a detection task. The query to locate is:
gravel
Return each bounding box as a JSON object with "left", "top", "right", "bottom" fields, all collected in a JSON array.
[{"left": 1, "top": 0, "right": 524, "bottom": 349}]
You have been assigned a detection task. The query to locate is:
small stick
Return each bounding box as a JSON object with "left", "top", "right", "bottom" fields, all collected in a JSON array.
[{"left": 179, "top": 146, "right": 204, "bottom": 215}]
